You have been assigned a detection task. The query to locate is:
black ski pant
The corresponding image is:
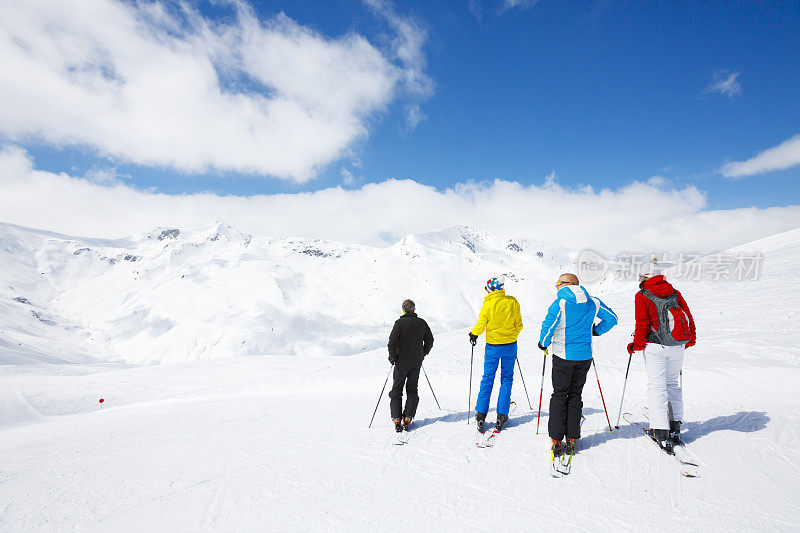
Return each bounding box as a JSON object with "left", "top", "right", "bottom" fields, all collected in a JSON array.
[
  {"left": 548, "top": 355, "right": 592, "bottom": 441},
  {"left": 389, "top": 364, "right": 421, "bottom": 419}
]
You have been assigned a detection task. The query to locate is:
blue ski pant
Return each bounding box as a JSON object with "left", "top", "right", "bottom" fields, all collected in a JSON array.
[{"left": 475, "top": 342, "right": 517, "bottom": 416}]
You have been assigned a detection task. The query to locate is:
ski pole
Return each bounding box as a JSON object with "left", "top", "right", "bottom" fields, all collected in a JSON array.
[
  {"left": 614, "top": 352, "right": 633, "bottom": 429},
  {"left": 592, "top": 359, "right": 613, "bottom": 433},
  {"left": 421, "top": 365, "right": 441, "bottom": 410},
  {"left": 468, "top": 344, "right": 474, "bottom": 424},
  {"left": 515, "top": 357, "right": 533, "bottom": 409},
  {"left": 536, "top": 348, "right": 547, "bottom": 435},
  {"left": 368, "top": 364, "right": 394, "bottom": 429}
]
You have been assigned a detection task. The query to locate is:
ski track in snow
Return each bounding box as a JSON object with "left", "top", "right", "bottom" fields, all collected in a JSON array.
[{"left": 0, "top": 224, "right": 799, "bottom": 530}]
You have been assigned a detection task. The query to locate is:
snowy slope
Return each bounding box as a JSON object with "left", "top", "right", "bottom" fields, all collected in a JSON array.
[
  {"left": 0, "top": 224, "right": 112, "bottom": 365},
  {"left": 0, "top": 225, "right": 798, "bottom": 531},
  {"left": 0, "top": 221, "right": 569, "bottom": 364}
]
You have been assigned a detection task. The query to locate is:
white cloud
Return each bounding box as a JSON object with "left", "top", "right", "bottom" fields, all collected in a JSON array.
[
  {"left": 720, "top": 135, "right": 800, "bottom": 178},
  {"left": 362, "top": 0, "right": 433, "bottom": 129},
  {"left": 500, "top": 0, "right": 539, "bottom": 13},
  {"left": 84, "top": 167, "right": 127, "bottom": 186},
  {"left": 468, "top": 0, "right": 484, "bottom": 21},
  {"left": 0, "top": 0, "right": 430, "bottom": 182},
  {"left": 1, "top": 145, "right": 798, "bottom": 253},
  {"left": 645, "top": 176, "right": 668, "bottom": 187},
  {"left": 706, "top": 71, "right": 742, "bottom": 98},
  {"left": 340, "top": 167, "right": 356, "bottom": 186},
  {"left": 404, "top": 103, "right": 427, "bottom": 131}
]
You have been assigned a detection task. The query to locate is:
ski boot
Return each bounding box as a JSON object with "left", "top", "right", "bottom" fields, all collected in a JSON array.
[
  {"left": 551, "top": 439, "right": 564, "bottom": 458},
  {"left": 669, "top": 420, "right": 682, "bottom": 445},
  {"left": 648, "top": 428, "right": 673, "bottom": 453},
  {"left": 550, "top": 439, "right": 566, "bottom": 476},
  {"left": 475, "top": 412, "right": 487, "bottom": 434},
  {"left": 564, "top": 437, "right": 577, "bottom": 456},
  {"left": 494, "top": 414, "right": 509, "bottom": 433},
  {"left": 393, "top": 418, "right": 403, "bottom": 433},
  {"left": 403, "top": 417, "right": 412, "bottom": 431}
]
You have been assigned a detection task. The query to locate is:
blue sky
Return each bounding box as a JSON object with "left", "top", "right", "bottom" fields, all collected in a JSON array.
[
  {"left": 21, "top": 0, "right": 800, "bottom": 209},
  {"left": 0, "top": 0, "right": 798, "bottom": 249}
]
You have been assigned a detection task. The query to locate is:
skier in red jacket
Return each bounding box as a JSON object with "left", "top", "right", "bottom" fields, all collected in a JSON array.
[{"left": 627, "top": 261, "right": 696, "bottom": 449}]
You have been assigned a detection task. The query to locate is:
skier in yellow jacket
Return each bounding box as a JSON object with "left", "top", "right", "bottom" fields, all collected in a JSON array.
[{"left": 469, "top": 276, "right": 523, "bottom": 434}]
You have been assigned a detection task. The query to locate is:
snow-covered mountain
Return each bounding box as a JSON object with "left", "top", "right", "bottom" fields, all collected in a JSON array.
[{"left": 0, "top": 221, "right": 571, "bottom": 364}]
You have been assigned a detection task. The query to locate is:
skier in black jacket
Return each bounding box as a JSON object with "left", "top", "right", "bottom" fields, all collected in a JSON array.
[{"left": 387, "top": 299, "right": 434, "bottom": 432}]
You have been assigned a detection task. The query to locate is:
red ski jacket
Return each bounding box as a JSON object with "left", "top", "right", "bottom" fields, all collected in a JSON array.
[{"left": 632, "top": 275, "right": 696, "bottom": 350}]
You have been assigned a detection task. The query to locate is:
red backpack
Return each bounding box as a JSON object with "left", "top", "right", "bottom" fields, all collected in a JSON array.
[{"left": 641, "top": 289, "right": 691, "bottom": 346}]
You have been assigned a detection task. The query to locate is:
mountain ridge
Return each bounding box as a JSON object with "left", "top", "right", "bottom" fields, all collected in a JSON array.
[{"left": 0, "top": 220, "right": 567, "bottom": 364}]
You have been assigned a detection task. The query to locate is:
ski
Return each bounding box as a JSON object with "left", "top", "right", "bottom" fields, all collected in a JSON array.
[
  {"left": 671, "top": 442, "right": 701, "bottom": 472},
  {"left": 640, "top": 410, "right": 702, "bottom": 468},
  {"left": 622, "top": 413, "right": 700, "bottom": 477},
  {"left": 481, "top": 402, "right": 516, "bottom": 448},
  {"left": 400, "top": 420, "right": 413, "bottom": 444},
  {"left": 550, "top": 448, "right": 565, "bottom": 478},
  {"left": 393, "top": 419, "right": 413, "bottom": 445},
  {"left": 475, "top": 416, "right": 488, "bottom": 447},
  {"left": 550, "top": 415, "right": 583, "bottom": 477},
  {"left": 392, "top": 419, "right": 407, "bottom": 445},
  {"left": 483, "top": 427, "right": 501, "bottom": 447},
  {"left": 550, "top": 444, "right": 575, "bottom": 477},
  {"left": 555, "top": 450, "right": 574, "bottom": 475}
]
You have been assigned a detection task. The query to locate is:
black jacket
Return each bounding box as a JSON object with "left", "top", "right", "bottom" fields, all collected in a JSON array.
[{"left": 388, "top": 313, "right": 434, "bottom": 366}]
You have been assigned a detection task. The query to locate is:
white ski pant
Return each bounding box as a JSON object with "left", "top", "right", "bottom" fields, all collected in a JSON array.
[{"left": 643, "top": 343, "right": 684, "bottom": 430}]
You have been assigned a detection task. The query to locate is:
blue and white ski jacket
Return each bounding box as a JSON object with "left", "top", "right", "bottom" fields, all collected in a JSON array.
[{"left": 539, "top": 285, "right": 617, "bottom": 361}]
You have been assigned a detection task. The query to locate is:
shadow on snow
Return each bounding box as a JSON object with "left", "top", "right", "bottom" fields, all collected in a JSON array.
[
  {"left": 681, "top": 411, "right": 770, "bottom": 444},
  {"left": 373, "top": 407, "right": 770, "bottom": 450},
  {"left": 400, "top": 406, "right": 605, "bottom": 431},
  {"left": 578, "top": 410, "right": 770, "bottom": 451}
]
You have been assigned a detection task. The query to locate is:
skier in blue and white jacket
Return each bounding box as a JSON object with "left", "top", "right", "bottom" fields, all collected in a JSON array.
[{"left": 538, "top": 273, "right": 617, "bottom": 457}]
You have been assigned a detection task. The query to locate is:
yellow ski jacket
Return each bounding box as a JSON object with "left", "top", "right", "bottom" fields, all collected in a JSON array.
[{"left": 471, "top": 289, "right": 523, "bottom": 344}]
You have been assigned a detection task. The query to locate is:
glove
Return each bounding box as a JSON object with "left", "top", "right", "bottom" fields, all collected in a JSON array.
[
  {"left": 626, "top": 342, "right": 636, "bottom": 355},
  {"left": 468, "top": 333, "right": 478, "bottom": 346},
  {"left": 388, "top": 354, "right": 398, "bottom": 364},
  {"left": 537, "top": 342, "right": 547, "bottom": 352},
  {"left": 684, "top": 341, "right": 695, "bottom": 349},
  {"left": 592, "top": 326, "right": 599, "bottom": 337}
]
